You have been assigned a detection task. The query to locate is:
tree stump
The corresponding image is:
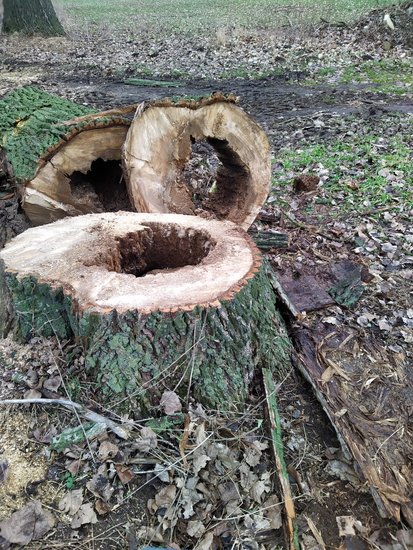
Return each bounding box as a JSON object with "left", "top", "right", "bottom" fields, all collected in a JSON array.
[
  {"left": 0, "top": 87, "right": 131, "bottom": 225},
  {"left": 122, "top": 94, "right": 271, "bottom": 230},
  {"left": 0, "top": 212, "right": 291, "bottom": 413}
]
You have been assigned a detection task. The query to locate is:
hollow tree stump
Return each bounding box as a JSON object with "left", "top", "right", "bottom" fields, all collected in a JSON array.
[
  {"left": 122, "top": 94, "right": 271, "bottom": 230},
  {"left": 0, "top": 87, "right": 131, "bottom": 225},
  {"left": 0, "top": 212, "right": 291, "bottom": 413}
]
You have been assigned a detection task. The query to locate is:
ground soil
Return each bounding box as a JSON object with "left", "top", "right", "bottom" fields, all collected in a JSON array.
[{"left": 1, "top": 8, "right": 413, "bottom": 550}]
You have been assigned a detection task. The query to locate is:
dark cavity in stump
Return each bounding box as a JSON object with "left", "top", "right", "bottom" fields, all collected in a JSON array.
[
  {"left": 70, "top": 158, "right": 133, "bottom": 212},
  {"left": 112, "top": 223, "right": 216, "bottom": 277}
]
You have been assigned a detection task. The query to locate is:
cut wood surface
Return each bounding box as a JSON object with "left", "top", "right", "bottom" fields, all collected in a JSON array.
[
  {"left": 0, "top": 212, "right": 291, "bottom": 412},
  {"left": 123, "top": 94, "right": 271, "bottom": 230},
  {"left": 0, "top": 87, "right": 131, "bottom": 225}
]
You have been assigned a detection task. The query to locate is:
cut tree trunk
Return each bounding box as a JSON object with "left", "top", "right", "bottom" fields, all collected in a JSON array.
[
  {"left": 0, "top": 87, "right": 132, "bottom": 225},
  {"left": 122, "top": 94, "right": 271, "bottom": 230},
  {"left": 0, "top": 212, "right": 291, "bottom": 413},
  {"left": 2, "top": 0, "right": 65, "bottom": 36}
]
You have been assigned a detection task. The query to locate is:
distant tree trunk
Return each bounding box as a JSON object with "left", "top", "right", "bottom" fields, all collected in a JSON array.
[{"left": 2, "top": 0, "right": 65, "bottom": 36}]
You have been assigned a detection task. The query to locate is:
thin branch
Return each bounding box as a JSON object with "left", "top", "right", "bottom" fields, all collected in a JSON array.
[{"left": 0, "top": 398, "right": 130, "bottom": 440}]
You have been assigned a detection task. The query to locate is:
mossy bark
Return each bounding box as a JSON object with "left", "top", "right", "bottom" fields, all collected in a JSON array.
[
  {"left": 0, "top": 87, "right": 131, "bottom": 225},
  {"left": 0, "top": 261, "right": 291, "bottom": 414},
  {"left": 2, "top": 0, "right": 65, "bottom": 36}
]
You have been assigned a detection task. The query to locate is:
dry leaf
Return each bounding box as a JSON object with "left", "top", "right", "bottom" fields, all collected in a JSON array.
[
  {"left": 134, "top": 427, "right": 158, "bottom": 453},
  {"left": 43, "top": 375, "right": 62, "bottom": 391},
  {"left": 336, "top": 515, "right": 356, "bottom": 537},
  {"left": 95, "top": 499, "right": 111, "bottom": 516},
  {"left": 66, "top": 459, "right": 84, "bottom": 476},
  {"left": 195, "top": 531, "right": 214, "bottom": 550},
  {"left": 58, "top": 489, "right": 84, "bottom": 516},
  {"left": 250, "top": 478, "right": 270, "bottom": 503},
  {"left": 187, "top": 520, "right": 206, "bottom": 538},
  {"left": 115, "top": 464, "right": 134, "bottom": 484},
  {"left": 24, "top": 389, "right": 42, "bottom": 399},
  {"left": 86, "top": 472, "right": 114, "bottom": 502},
  {"left": 264, "top": 495, "right": 282, "bottom": 530},
  {"left": 160, "top": 391, "right": 182, "bottom": 415},
  {"left": 244, "top": 441, "right": 268, "bottom": 467},
  {"left": 71, "top": 503, "right": 98, "bottom": 529},
  {"left": 192, "top": 454, "right": 210, "bottom": 474},
  {"left": 0, "top": 501, "right": 55, "bottom": 546},
  {"left": 218, "top": 481, "right": 239, "bottom": 503},
  {"left": 98, "top": 440, "right": 119, "bottom": 462},
  {"left": 33, "top": 424, "right": 58, "bottom": 444},
  {"left": 154, "top": 485, "right": 177, "bottom": 508}
]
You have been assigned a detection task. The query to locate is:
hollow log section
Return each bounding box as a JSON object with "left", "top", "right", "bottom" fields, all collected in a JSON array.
[
  {"left": 123, "top": 95, "right": 271, "bottom": 230},
  {"left": 0, "top": 87, "right": 131, "bottom": 225},
  {"left": 0, "top": 212, "right": 291, "bottom": 412},
  {"left": 292, "top": 326, "right": 413, "bottom": 527}
]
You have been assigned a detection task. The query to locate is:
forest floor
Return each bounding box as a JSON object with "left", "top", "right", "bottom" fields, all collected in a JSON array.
[{"left": 0, "top": 3, "right": 413, "bottom": 550}]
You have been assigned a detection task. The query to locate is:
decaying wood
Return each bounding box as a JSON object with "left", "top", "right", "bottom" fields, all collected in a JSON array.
[
  {"left": 0, "top": 87, "right": 131, "bottom": 225},
  {"left": 123, "top": 94, "right": 271, "bottom": 230},
  {"left": 249, "top": 230, "right": 289, "bottom": 251},
  {"left": 263, "top": 368, "right": 300, "bottom": 550},
  {"left": 0, "top": 212, "right": 291, "bottom": 413},
  {"left": 292, "top": 326, "right": 413, "bottom": 526}
]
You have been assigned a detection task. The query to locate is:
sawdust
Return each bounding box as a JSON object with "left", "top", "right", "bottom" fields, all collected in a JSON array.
[{"left": 0, "top": 411, "right": 50, "bottom": 520}]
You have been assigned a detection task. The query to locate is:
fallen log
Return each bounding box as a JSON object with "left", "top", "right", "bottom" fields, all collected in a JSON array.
[
  {"left": 293, "top": 326, "right": 413, "bottom": 527},
  {"left": 0, "top": 87, "right": 131, "bottom": 225},
  {"left": 122, "top": 94, "right": 271, "bottom": 230},
  {"left": 0, "top": 212, "right": 291, "bottom": 413}
]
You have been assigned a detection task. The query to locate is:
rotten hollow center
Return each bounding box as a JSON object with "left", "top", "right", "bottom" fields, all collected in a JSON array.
[
  {"left": 70, "top": 158, "right": 133, "bottom": 212},
  {"left": 111, "top": 222, "right": 216, "bottom": 277}
]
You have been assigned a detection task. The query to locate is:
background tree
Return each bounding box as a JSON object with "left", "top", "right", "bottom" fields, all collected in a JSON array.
[{"left": 1, "top": 0, "right": 65, "bottom": 36}]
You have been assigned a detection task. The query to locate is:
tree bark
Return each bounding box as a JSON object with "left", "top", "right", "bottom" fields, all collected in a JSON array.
[
  {"left": 0, "top": 212, "right": 291, "bottom": 413},
  {"left": 0, "top": 87, "right": 131, "bottom": 225},
  {"left": 122, "top": 94, "right": 272, "bottom": 231},
  {"left": 2, "top": 0, "right": 65, "bottom": 36}
]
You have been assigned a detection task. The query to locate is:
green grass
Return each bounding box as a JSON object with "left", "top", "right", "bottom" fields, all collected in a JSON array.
[
  {"left": 272, "top": 126, "right": 413, "bottom": 214},
  {"left": 59, "top": 0, "right": 404, "bottom": 34},
  {"left": 341, "top": 59, "right": 413, "bottom": 94},
  {"left": 305, "top": 59, "right": 413, "bottom": 94}
]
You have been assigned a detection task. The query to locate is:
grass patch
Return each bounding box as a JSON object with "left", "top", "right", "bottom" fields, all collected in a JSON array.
[
  {"left": 59, "top": 0, "right": 405, "bottom": 34},
  {"left": 307, "top": 59, "right": 413, "bottom": 93},
  {"left": 340, "top": 59, "right": 413, "bottom": 93},
  {"left": 272, "top": 125, "right": 413, "bottom": 214}
]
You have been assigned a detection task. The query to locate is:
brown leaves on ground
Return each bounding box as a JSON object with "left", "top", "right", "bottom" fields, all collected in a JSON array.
[
  {"left": 0, "top": 500, "right": 55, "bottom": 547},
  {"left": 144, "top": 414, "right": 283, "bottom": 548}
]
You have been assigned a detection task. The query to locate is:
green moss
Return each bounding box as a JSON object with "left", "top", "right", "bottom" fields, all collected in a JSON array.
[
  {"left": 3, "top": 259, "right": 291, "bottom": 413},
  {"left": 0, "top": 87, "right": 129, "bottom": 183},
  {"left": 5, "top": 273, "right": 72, "bottom": 340}
]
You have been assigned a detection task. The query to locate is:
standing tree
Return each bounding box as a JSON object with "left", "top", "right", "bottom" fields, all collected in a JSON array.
[{"left": 1, "top": 0, "right": 65, "bottom": 36}]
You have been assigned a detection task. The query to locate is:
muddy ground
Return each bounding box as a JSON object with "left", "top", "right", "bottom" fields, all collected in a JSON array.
[{"left": 1, "top": 6, "right": 413, "bottom": 550}]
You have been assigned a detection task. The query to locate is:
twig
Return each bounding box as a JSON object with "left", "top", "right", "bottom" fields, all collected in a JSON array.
[
  {"left": 262, "top": 368, "right": 300, "bottom": 550},
  {"left": 281, "top": 209, "right": 337, "bottom": 242},
  {"left": 0, "top": 398, "right": 130, "bottom": 440}
]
